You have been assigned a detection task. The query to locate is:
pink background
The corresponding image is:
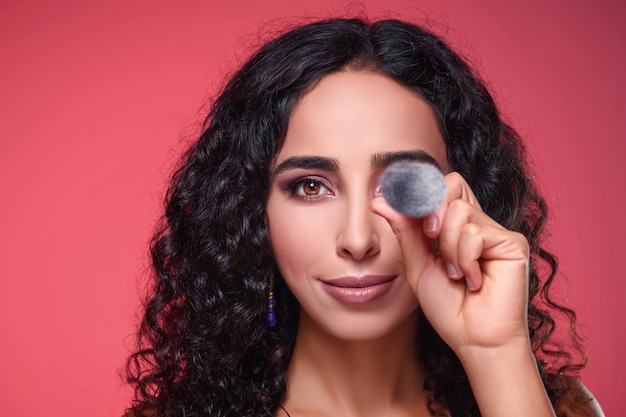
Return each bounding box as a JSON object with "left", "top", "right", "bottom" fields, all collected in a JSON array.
[{"left": 1, "top": 1, "right": 623, "bottom": 416}]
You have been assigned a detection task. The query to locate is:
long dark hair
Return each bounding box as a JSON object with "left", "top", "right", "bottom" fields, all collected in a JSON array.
[{"left": 126, "top": 17, "right": 587, "bottom": 417}]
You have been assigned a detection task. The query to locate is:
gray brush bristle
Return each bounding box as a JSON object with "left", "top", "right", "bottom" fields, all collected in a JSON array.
[{"left": 381, "top": 162, "right": 447, "bottom": 217}]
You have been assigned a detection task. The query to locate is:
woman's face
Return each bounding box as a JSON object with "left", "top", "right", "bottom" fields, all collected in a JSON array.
[{"left": 266, "top": 71, "right": 449, "bottom": 341}]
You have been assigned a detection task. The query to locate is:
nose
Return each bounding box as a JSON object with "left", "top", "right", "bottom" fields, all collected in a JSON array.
[{"left": 336, "top": 194, "right": 381, "bottom": 261}]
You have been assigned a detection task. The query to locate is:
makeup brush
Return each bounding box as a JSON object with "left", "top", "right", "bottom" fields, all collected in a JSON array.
[{"left": 381, "top": 161, "right": 447, "bottom": 217}]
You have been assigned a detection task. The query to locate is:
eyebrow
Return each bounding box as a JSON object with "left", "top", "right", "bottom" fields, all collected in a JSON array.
[
  {"left": 371, "top": 150, "right": 441, "bottom": 170},
  {"left": 271, "top": 156, "right": 340, "bottom": 178}
]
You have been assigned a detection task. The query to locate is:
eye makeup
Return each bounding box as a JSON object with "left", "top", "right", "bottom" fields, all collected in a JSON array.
[
  {"left": 271, "top": 149, "right": 441, "bottom": 203},
  {"left": 282, "top": 175, "right": 334, "bottom": 202}
]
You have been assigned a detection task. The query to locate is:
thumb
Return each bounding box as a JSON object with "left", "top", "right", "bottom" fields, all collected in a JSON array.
[
  {"left": 370, "top": 196, "right": 434, "bottom": 284},
  {"left": 370, "top": 196, "right": 423, "bottom": 246}
]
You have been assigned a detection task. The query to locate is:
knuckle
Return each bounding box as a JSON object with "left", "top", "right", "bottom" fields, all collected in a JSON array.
[
  {"left": 447, "top": 198, "right": 471, "bottom": 215},
  {"left": 511, "top": 231, "right": 530, "bottom": 255},
  {"left": 460, "top": 222, "right": 481, "bottom": 238},
  {"left": 446, "top": 171, "right": 465, "bottom": 186}
]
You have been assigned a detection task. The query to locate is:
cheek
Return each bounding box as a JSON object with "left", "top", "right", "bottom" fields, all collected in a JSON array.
[{"left": 267, "top": 202, "right": 335, "bottom": 277}]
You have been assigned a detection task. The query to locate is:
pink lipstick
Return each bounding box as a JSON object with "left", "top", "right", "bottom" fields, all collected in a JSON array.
[{"left": 320, "top": 275, "right": 396, "bottom": 304}]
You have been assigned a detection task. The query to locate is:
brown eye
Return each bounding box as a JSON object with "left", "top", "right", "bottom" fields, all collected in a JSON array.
[
  {"left": 290, "top": 178, "right": 330, "bottom": 199},
  {"left": 303, "top": 181, "right": 321, "bottom": 195}
]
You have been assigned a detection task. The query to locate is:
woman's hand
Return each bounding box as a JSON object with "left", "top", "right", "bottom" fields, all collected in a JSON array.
[
  {"left": 371, "top": 171, "right": 531, "bottom": 358},
  {"left": 371, "top": 172, "right": 558, "bottom": 417}
]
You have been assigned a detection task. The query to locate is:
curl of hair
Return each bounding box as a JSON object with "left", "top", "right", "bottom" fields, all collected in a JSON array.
[{"left": 127, "top": 18, "right": 589, "bottom": 417}]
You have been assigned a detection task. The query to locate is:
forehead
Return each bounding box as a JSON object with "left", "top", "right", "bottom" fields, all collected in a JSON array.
[{"left": 277, "top": 71, "right": 448, "bottom": 169}]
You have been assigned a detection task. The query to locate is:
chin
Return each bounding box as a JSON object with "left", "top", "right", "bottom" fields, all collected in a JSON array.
[{"left": 300, "top": 306, "right": 420, "bottom": 342}]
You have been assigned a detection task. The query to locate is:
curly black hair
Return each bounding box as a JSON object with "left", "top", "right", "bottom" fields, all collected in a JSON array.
[{"left": 126, "top": 17, "right": 589, "bottom": 417}]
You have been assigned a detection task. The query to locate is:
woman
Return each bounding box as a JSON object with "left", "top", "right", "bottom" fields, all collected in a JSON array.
[{"left": 126, "top": 17, "right": 603, "bottom": 417}]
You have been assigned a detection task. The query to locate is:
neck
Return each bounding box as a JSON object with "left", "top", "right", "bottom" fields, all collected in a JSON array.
[{"left": 283, "top": 310, "right": 427, "bottom": 417}]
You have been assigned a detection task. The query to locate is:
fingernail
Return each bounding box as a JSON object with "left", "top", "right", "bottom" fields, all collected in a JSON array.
[
  {"left": 466, "top": 277, "right": 477, "bottom": 292},
  {"left": 424, "top": 215, "right": 438, "bottom": 233},
  {"left": 446, "top": 262, "right": 459, "bottom": 278}
]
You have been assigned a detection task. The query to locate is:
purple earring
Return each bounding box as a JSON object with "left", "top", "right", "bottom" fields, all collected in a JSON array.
[{"left": 267, "top": 275, "right": 277, "bottom": 328}]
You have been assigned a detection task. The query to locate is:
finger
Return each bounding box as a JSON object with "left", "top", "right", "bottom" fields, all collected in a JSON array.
[
  {"left": 370, "top": 195, "right": 433, "bottom": 283},
  {"left": 456, "top": 222, "right": 529, "bottom": 291},
  {"left": 370, "top": 195, "right": 422, "bottom": 242},
  {"left": 423, "top": 172, "right": 482, "bottom": 238},
  {"left": 456, "top": 223, "right": 485, "bottom": 291},
  {"left": 437, "top": 198, "right": 504, "bottom": 282}
]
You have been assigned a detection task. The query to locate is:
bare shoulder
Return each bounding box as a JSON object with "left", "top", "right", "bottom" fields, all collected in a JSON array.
[
  {"left": 574, "top": 380, "right": 605, "bottom": 417},
  {"left": 551, "top": 374, "right": 605, "bottom": 417}
]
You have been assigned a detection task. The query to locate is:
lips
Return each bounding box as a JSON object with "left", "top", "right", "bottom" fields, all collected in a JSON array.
[{"left": 320, "top": 275, "right": 397, "bottom": 304}]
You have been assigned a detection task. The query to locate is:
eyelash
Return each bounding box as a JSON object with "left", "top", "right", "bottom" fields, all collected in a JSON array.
[{"left": 284, "top": 176, "right": 333, "bottom": 201}]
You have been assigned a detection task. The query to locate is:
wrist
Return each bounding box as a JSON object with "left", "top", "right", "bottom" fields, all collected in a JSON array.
[
  {"left": 456, "top": 335, "right": 534, "bottom": 369},
  {"left": 456, "top": 340, "right": 556, "bottom": 417}
]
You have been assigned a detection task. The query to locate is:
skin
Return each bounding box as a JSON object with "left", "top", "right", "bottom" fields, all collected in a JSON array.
[{"left": 266, "top": 70, "right": 556, "bottom": 417}]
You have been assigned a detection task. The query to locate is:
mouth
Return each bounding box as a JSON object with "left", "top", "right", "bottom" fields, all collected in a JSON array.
[{"left": 320, "top": 275, "right": 397, "bottom": 304}]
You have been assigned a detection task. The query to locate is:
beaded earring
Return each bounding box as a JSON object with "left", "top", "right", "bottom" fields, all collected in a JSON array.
[{"left": 267, "top": 275, "right": 277, "bottom": 328}]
